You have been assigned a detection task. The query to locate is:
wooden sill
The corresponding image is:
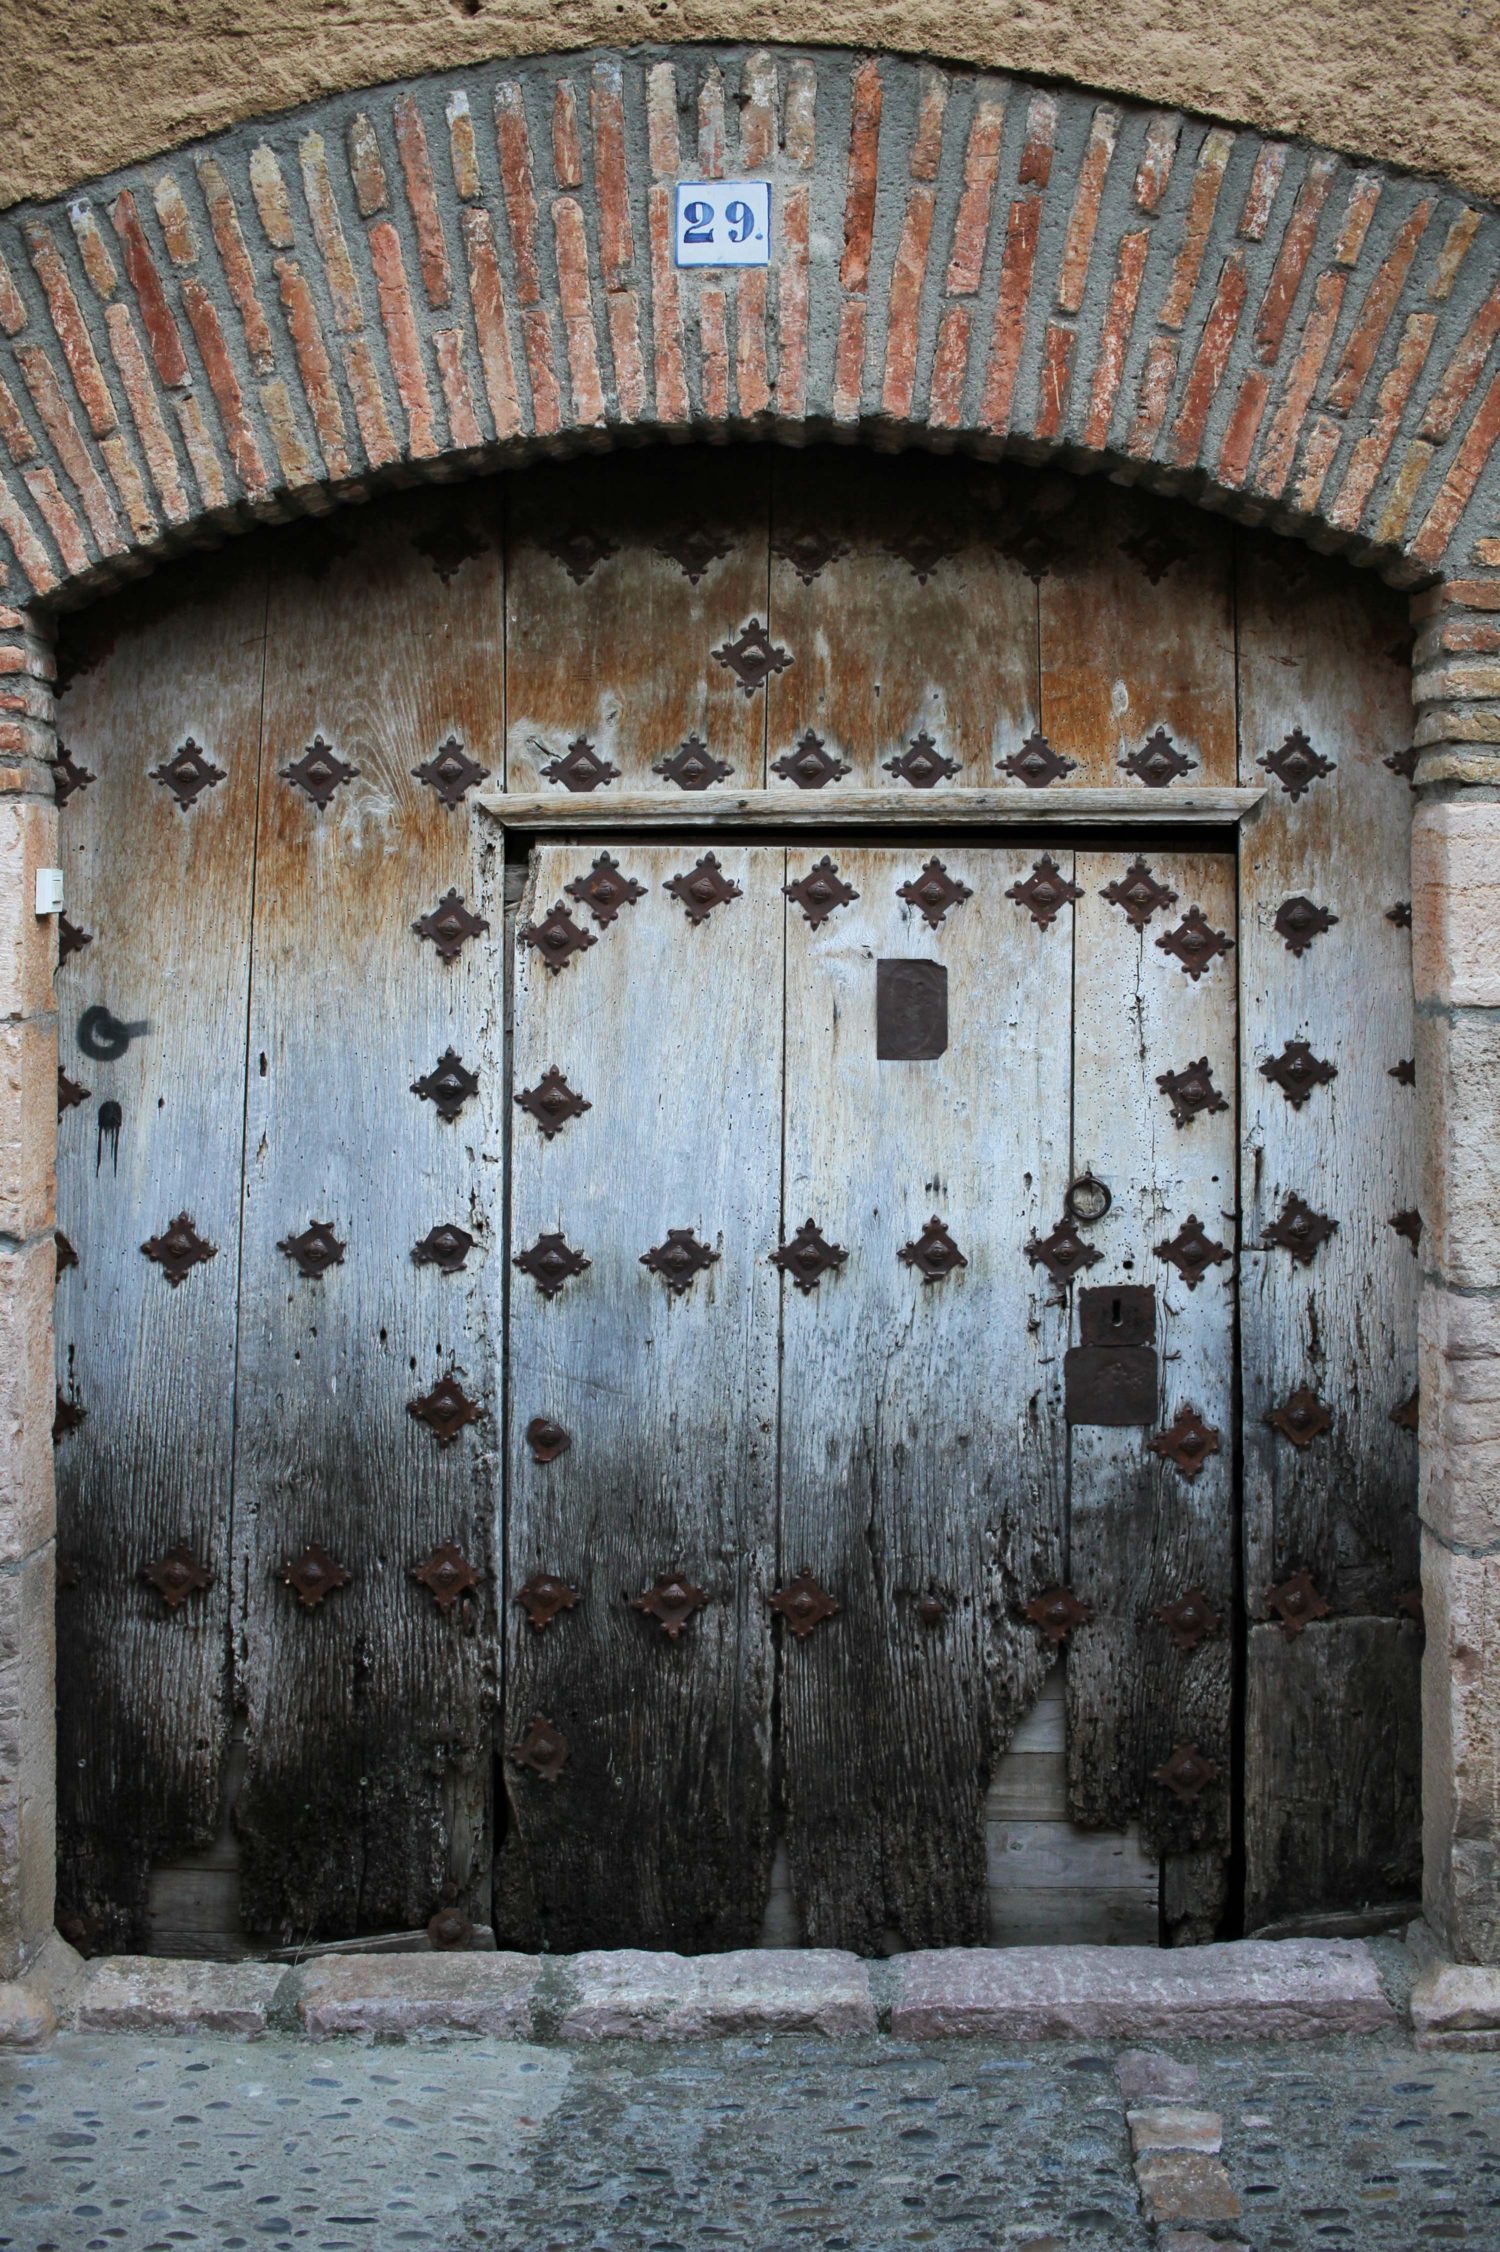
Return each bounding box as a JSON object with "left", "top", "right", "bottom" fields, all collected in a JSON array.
[{"left": 476, "top": 785, "right": 1267, "bottom": 828}]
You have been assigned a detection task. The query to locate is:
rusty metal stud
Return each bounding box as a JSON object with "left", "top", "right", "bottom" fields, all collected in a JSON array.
[
  {"left": 150, "top": 738, "right": 224, "bottom": 809},
  {"left": 565, "top": 852, "right": 647, "bottom": 926},
  {"left": 279, "top": 1220, "right": 346, "bottom": 1278},
  {"left": 784, "top": 856, "right": 859, "bottom": 928},
  {"left": 414, "top": 888, "right": 491, "bottom": 962},
  {"left": 884, "top": 731, "right": 959, "bottom": 788},
  {"left": 1266, "top": 1387, "right": 1333, "bottom": 1448},
  {"left": 413, "top": 736, "right": 489, "bottom": 807},
  {"left": 412, "top": 1224, "right": 475, "bottom": 1274},
  {"left": 897, "top": 857, "right": 973, "bottom": 929},
  {"left": 1263, "top": 1193, "right": 1337, "bottom": 1264},
  {"left": 543, "top": 526, "right": 617, "bottom": 583},
  {"left": 656, "top": 523, "right": 731, "bottom": 582},
  {"left": 56, "top": 1230, "right": 78, "bottom": 1274},
  {"left": 1259, "top": 727, "right": 1336, "bottom": 800},
  {"left": 1156, "top": 906, "right": 1234, "bottom": 979},
  {"left": 915, "top": 1593, "right": 948, "bottom": 1627},
  {"left": 1151, "top": 1744, "right": 1221, "bottom": 1802},
  {"left": 412, "top": 1047, "right": 479, "bottom": 1122},
  {"left": 1391, "top": 1386, "right": 1419, "bottom": 1432},
  {"left": 516, "top": 1573, "right": 580, "bottom": 1630},
  {"left": 1390, "top": 1208, "right": 1423, "bottom": 1252},
  {"left": 1006, "top": 854, "right": 1083, "bottom": 930},
  {"left": 995, "top": 524, "right": 1060, "bottom": 582},
  {"left": 141, "top": 1212, "right": 218, "bottom": 1286},
  {"left": 1025, "top": 1218, "right": 1102, "bottom": 1286},
  {"left": 1154, "top": 1214, "right": 1231, "bottom": 1291},
  {"left": 1024, "top": 1585, "right": 1093, "bottom": 1645},
  {"left": 541, "top": 736, "right": 621, "bottom": 792},
  {"left": 1119, "top": 525, "right": 1190, "bottom": 583},
  {"left": 408, "top": 1374, "right": 483, "bottom": 1446},
  {"left": 1385, "top": 744, "right": 1418, "bottom": 782},
  {"left": 884, "top": 524, "right": 958, "bottom": 581},
  {"left": 1156, "top": 1057, "right": 1229, "bottom": 1131},
  {"left": 1389, "top": 1057, "right": 1415, "bottom": 1087},
  {"left": 1153, "top": 1588, "right": 1220, "bottom": 1652},
  {"left": 52, "top": 745, "right": 95, "bottom": 806},
  {"left": 1395, "top": 1586, "right": 1425, "bottom": 1626},
  {"left": 514, "top": 1231, "right": 590, "bottom": 1297},
  {"left": 770, "top": 1570, "right": 839, "bottom": 1638},
  {"left": 771, "top": 731, "right": 850, "bottom": 789},
  {"left": 664, "top": 853, "right": 743, "bottom": 925},
  {"left": 281, "top": 735, "right": 357, "bottom": 809},
  {"left": 411, "top": 1541, "right": 481, "bottom": 1611},
  {"left": 1274, "top": 894, "right": 1339, "bottom": 956},
  {"left": 143, "top": 1544, "right": 213, "bottom": 1611},
  {"left": 57, "top": 915, "right": 91, "bottom": 965},
  {"left": 997, "top": 731, "right": 1077, "bottom": 788},
  {"left": 514, "top": 1065, "right": 590, "bottom": 1139},
  {"left": 1100, "top": 856, "right": 1178, "bottom": 928},
  {"left": 1265, "top": 1567, "right": 1332, "bottom": 1637},
  {"left": 279, "top": 1542, "right": 351, "bottom": 1609},
  {"left": 772, "top": 527, "right": 847, "bottom": 583},
  {"left": 1260, "top": 1040, "right": 1338, "bottom": 1109},
  {"left": 898, "top": 1215, "right": 968, "bottom": 1282},
  {"left": 53, "top": 1389, "right": 85, "bottom": 1440},
  {"left": 511, "top": 1714, "right": 570, "bottom": 1780},
  {"left": 1148, "top": 1406, "right": 1222, "bottom": 1479},
  {"left": 526, "top": 1417, "right": 571, "bottom": 1462},
  {"left": 712, "top": 619, "right": 793, "bottom": 694},
  {"left": 520, "top": 900, "right": 597, "bottom": 972},
  {"left": 641, "top": 1228, "right": 719, "bottom": 1294},
  {"left": 58, "top": 1068, "right": 89, "bottom": 1114},
  {"left": 632, "top": 1572, "right": 710, "bottom": 1639},
  {"left": 771, "top": 1219, "right": 848, "bottom": 1293},
  {"left": 427, "top": 1902, "right": 475, "bottom": 1950},
  {"left": 1120, "top": 727, "right": 1196, "bottom": 787},
  {"left": 654, "top": 737, "right": 732, "bottom": 791},
  {"left": 1387, "top": 900, "right": 1413, "bottom": 928}
]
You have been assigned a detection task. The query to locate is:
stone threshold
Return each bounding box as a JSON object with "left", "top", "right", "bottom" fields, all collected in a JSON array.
[{"left": 0, "top": 1934, "right": 1419, "bottom": 2047}]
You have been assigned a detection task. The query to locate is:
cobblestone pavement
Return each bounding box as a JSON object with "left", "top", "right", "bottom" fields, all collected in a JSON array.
[{"left": 3, "top": 2027, "right": 1499, "bottom": 2251}]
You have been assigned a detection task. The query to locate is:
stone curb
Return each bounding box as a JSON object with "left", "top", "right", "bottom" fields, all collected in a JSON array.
[{"left": 1411, "top": 1960, "right": 1500, "bottom": 2049}]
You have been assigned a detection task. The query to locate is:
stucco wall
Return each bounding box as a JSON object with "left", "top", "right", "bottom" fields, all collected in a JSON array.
[{"left": 2, "top": 1, "right": 1499, "bottom": 213}]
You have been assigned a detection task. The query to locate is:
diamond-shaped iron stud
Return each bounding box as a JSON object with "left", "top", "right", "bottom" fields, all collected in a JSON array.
[
  {"left": 1265, "top": 1567, "right": 1331, "bottom": 1637},
  {"left": 664, "top": 854, "right": 743, "bottom": 925},
  {"left": 143, "top": 1545, "right": 213, "bottom": 1611},
  {"left": 141, "top": 1212, "right": 218, "bottom": 1286},
  {"left": 641, "top": 1228, "right": 719, "bottom": 1294},
  {"left": 770, "top": 1570, "right": 839, "bottom": 1638},
  {"left": 53, "top": 746, "right": 95, "bottom": 806},
  {"left": 1006, "top": 854, "right": 1083, "bottom": 930},
  {"left": 1260, "top": 1040, "right": 1337, "bottom": 1109},
  {"left": 1025, "top": 1219, "right": 1102, "bottom": 1286},
  {"left": 1262, "top": 1194, "right": 1337, "bottom": 1263},
  {"left": 520, "top": 900, "right": 597, "bottom": 972},
  {"left": 1120, "top": 727, "right": 1196, "bottom": 787},
  {"left": 1151, "top": 1744, "right": 1220, "bottom": 1801},
  {"left": 56, "top": 1231, "right": 78, "bottom": 1274},
  {"left": 279, "top": 1543, "right": 351, "bottom": 1609},
  {"left": 278, "top": 1221, "right": 346, "bottom": 1278},
  {"left": 1156, "top": 1057, "right": 1229, "bottom": 1130},
  {"left": 884, "top": 731, "right": 959, "bottom": 788},
  {"left": 411, "top": 1047, "right": 479, "bottom": 1121},
  {"left": 772, "top": 1220, "right": 848, "bottom": 1294},
  {"left": 540, "top": 736, "right": 621, "bottom": 792},
  {"left": 516, "top": 1575, "right": 580, "bottom": 1631},
  {"left": 1389, "top": 1058, "right": 1415, "bottom": 1087},
  {"left": 525, "top": 1417, "right": 571, "bottom": 1461},
  {"left": 1120, "top": 525, "right": 1191, "bottom": 583},
  {"left": 1259, "top": 726, "right": 1335, "bottom": 800},
  {"left": 515, "top": 1066, "right": 590, "bottom": 1139},
  {"left": 54, "top": 1389, "right": 85, "bottom": 1440},
  {"left": 543, "top": 526, "right": 617, "bottom": 582},
  {"left": 897, "top": 857, "right": 973, "bottom": 929},
  {"left": 1266, "top": 1387, "right": 1333, "bottom": 1448},
  {"left": 411, "top": 1541, "right": 481, "bottom": 1611},
  {"left": 995, "top": 525, "right": 1060, "bottom": 582},
  {"left": 656, "top": 523, "right": 731, "bottom": 582},
  {"left": 413, "top": 736, "right": 489, "bottom": 807},
  {"left": 771, "top": 731, "right": 850, "bottom": 788},
  {"left": 565, "top": 852, "right": 647, "bottom": 926},
  {"left": 412, "top": 1224, "right": 475, "bottom": 1274},
  {"left": 511, "top": 1714, "right": 570, "bottom": 1780},
  {"left": 884, "top": 524, "right": 958, "bottom": 581},
  {"left": 1101, "top": 856, "right": 1179, "bottom": 928},
  {"left": 898, "top": 1216, "right": 968, "bottom": 1282},
  {"left": 281, "top": 735, "right": 357, "bottom": 809},
  {"left": 1385, "top": 744, "right": 1418, "bottom": 782},
  {"left": 514, "top": 1232, "right": 590, "bottom": 1297},
  {"left": 57, "top": 915, "right": 91, "bottom": 965},
  {"left": 414, "top": 889, "right": 491, "bottom": 961},
  {"left": 1154, "top": 1215, "right": 1231, "bottom": 1290},
  {"left": 58, "top": 1068, "right": 89, "bottom": 1114},
  {"left": 1156, "top": 907, "right": 1234, "bottom": 979},
  {"left": 1387, "top": 901, "right": 1412, "bottom": 929},
  {"left": 784, "top": 857, "right": 859, "bottom": 928},
  {"left": 772, "top": 527, "right": 847, "bottom": 582},
  {"left": 1273, "top": 895, "right": 1338, "bottom": 956},
  {"left": 998, "top": 731, "right": 1077, "bottom": 788},
  {"left": 1390, "top": 1208, "right": 1423, "bottom": 1253},
  {"left": 1148, "top": 1407, "right": 1222, "bottom": 1479},
  {"left": 408, "top": 1373, "right": 482, "bottom": 1445},
  {"left": 654, "top": 737, "right": 732, "bottom": 790},
  {"left": 150, "top": 738, "right": 224, "bottom": 809},
  {"left": 1024, "top": 1585, "right": 1093, "bottom": 1645},
  {"left": 712, "top": 619, "right": 793, "bottom": 694},
  {"left": 1153, "top": 1588, "right": 1221, "bottom": 1651},
  {"left": 632, "top": 1572, "right": 710, "bottom": 1638}
]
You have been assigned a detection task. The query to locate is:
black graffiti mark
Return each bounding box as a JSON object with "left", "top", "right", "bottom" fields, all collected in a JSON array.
[
  {"left": 96, "top": 1100, "right": 121, "bottom": 1176},
  {"left": 78, "top": 1006, "right": 151, "bottom": 1060}
]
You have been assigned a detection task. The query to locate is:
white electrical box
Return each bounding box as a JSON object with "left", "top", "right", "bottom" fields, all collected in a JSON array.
[
  {"left": 674, "top": 181, "right": 772, "bottom": 267},
  {"left": 35, "top": 868, "right": 64, "bottom": 915}
]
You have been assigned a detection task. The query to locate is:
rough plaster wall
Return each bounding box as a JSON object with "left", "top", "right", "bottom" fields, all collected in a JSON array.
[{"left": 2, "top": 1, "right": 1499, "bottom": 214}]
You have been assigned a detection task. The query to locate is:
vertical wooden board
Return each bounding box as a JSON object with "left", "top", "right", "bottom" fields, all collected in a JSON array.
[
  {"left": 766, "top": 451, "right": 1039, "bottom": 789},
  {"left": 1066, "top": 849, "right": 1237, "bottom": 1924},
  {"left": 1039, "top": 486, "right": 1236, "bottom": 786},
  {"left": 233, "top": 493, "right": 503, "bottom": 1941},
  {"left": 778, "top": 846, "right": 1070, "bottom": 1953},
  {"left": 504, "top": 451, "right": 770, "bottom": 792},
  {"left": 502, "top": 844, "right": 782, "bottom": 1951},
  {"left": 52, "top": 556, "right": 267, "bottom": 1948}
]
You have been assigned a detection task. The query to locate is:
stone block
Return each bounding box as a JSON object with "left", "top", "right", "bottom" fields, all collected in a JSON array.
[
  {"left": 75, "top": 1955, "right": 282, "bottom": 2035},
  {"left": 889, "top": 1940, "right": 1394, "bottom": 2038},
  {"left": 292, "top": 1951, "right": 541, "bottom": 2040},
  {"left": 1413, "top": 799, "right": 1500, "bottom": 1008},
  {"left": 1116, "top": 2047, "right": 1201, "bottom": 2104},
  {"left": 0, "top": 1979, "right": 54, "bottom": 2047},
  {"left": 0, "top": 1238, "right": 54, "bottom": 1564},
  {"left": 1421, "top": 1532, "right": 1500, "bottom": 1963},
  {"left": 0, "top": 1014, "right": 56, "bottom": 1242},
  {"left": 1420, "top": 1284, "right": 1500, "bottom": 1548},
  {"left": 0, "top": 1543, "right": 55, "bottom": 1978},
  {"left": 560, "top": 1948, "right": 876, "bottom": 2039},
  {"left": 1418, "top": 1009, "right": 1500, "bottom": 1289},
  {"left": 0, "top": 798, "right": 57, "bottom": 1021},
  {"left": 1411, "top": 1959, "right": 1500, "bottom": 2048},
  {"left": 1127, "top": 2106, "right": 1222, "bottom": 2154},
  {"left": 1135, "top": 2152, "right": 1241, "bottom": 2224}
]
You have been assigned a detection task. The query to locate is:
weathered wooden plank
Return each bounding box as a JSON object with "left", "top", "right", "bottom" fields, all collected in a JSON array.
[
  {"left": 233, "top": 493, "right": 502, "bottom": 1941},
  {"left": 502, "top": 842, "right": 782, "bottom": 1950},
  {"left": 766, "top": 451, "right": 1039, "bottom": 789},
  {"left": 477, "top": 786, "right": 1267, "bottom": 827},
  {"left": 52, "top": 555, "right": 268, "bottom": 1952},
  {"left": 505, "top": 451, "right": 770, "bottom": 792},
  {"left": 778, "top": 845, "right": 1070, "bottom": 1952},
  {"left": 1066, "top": 848, "right": 1237, "bottom": 1939}
]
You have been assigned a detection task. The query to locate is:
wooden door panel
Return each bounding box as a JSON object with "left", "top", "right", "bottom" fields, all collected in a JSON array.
[
  {"left": 1067, "top": 848, "right": 1238, "bottom": 1941},
  {"left": 778, "top": 846, "right": 1070, "bottom": 1951},
  {"left": 233, "top": 496, "right": 502, "bottom": 1940},
  {"left": 53, "top": 560, "right": 267, "bottom": 1949},
  {"left": 503, "top": 843, "right": 782, "bottom": 1950}
]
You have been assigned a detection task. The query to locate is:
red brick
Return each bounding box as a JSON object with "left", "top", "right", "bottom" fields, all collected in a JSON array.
[
  {"left": 1166, "top": 250, "right": 1248, "bottom": 464},
  {"left": 18, "top": 467, "right": 84, "bottom": 577},
  {"left": 1371, "top": 438, "right": 1433, "bottom": 544},
  {"left": 552, "top": 83, "right": 584, "bottom": 188},
  {"left": 881, "top": 185, "right": 936, "bottom": 421},
  {"left": 551, "top": 198, "right": 605, "bottom": 427},
  {"left": 646, "top": 61, "right": 680, "bottom": 180},
  {"left": 591, "top": 62, "right": 634, "bottom": 287},
  {"left": 366, "top": 220, "right": 438, "bottom": 455},
  {"left": 0, "top": 378, "right": 34, "bottom": 464},
  {"left": 1215, "top": 366, "right": 1272, "bottom": 486},
  {"left": 1252, "top": 267, "right": 1346, "bottom": 497},
  {"left": 1431, "top": 208, "right": 1482, "bottom": 301},
  {"left": 460, "top": 208, "right": 523, "bottom": 441},
  {"left": 196, "top": 156, "right": 277, "bottom": 376},
  {"left": 1334, "top": 172, "right": 1383, "bottom": 266},
  {"left": 929, "top": 304, "right": 970, "bottom": 428},
  {"left": 151, "top": 174, "right": 198, "bottom": 268},
  {"left": 1329, "top": 310, "right": 1437, "bottom": 528},
  {"left": 272, "top": 258, "right": 352, "bottom": 478},
  {"left": 841, "top": 59, "right": 883, "bottom": 294},
  {"left": 740, "top": 51, "right": 777, "bottom": 171},
  {"left": 1326, "top": 199, "right": 1434, "bottom": 414},
  {"left": 433, "top": 328, "right": 482, "bottom": 450},
  {"left": 1057, "top": 105, "right": 1120, "bottom": 315},
  {"left": 1475, "top": 540, "right": 1500, "bottom": 569},
  {"left": 104, "top": 194, "right": 188, "bottom": 390},
  {"left": 1082, "top": 226, "right": 1149, "bottom": 450},
  {"left": 1134, "top": 115, "right": 1180, "bottom": 214},
  {"left": 1428, "top": 579, "right": 1500, "bottom": 612},
  {"left": 299, "top": 134, "right": 364, "bottom": 333},
  {"left": 785, "top": 60, "right": 817, "bottom": 169},
  {"left": 1437, "top": 608, "right": 1500, "bottom": 647},
  {"left": 347, "top": 113, "right": 389, "bottom": 217},
  {"left": 178, "top": 281, "right": 271, "bottom": 497},
  {"left": 520, "top": 303, "right": 563, "bottom": 437},
  {"left": 13, "top": 345, "right": 123, "bottom": 549},
  {"left": 979, "top": 196, "right": 1043, "bottom": 433},
  {"left": 1160, "top": 127, "right": 1233, "bottom": 327},
  {"left": 1034, "top": 321, "right": 1075, "bottom": 440},
  {"left": 1292, "top": 412, "right": 1342, "bottom": 512},
  {"left": 774, "top": 186, "right": 810, "bottom": 422},
  {"left": 173, "top": 393, "right": 230, "bottom": 509},
  {"left": 736, "top": 269, "right": 770, "bottom": 418},
  {"left": 68, "top": 206, "right": 118, "bottom": 299},
  {"left": 103, "top": 303, "right": 191, "bottom": 520},
  {"left": 22, "top": 225, "right": 118, "bottom": 435},
  {"left": 1018, "top": 91, "right": 1057, "bottom": 189},
  {"left": 910, "top": 69, "right": 948, "bottom": 182},
  {"left": 1253, "top": 154, "right": 1336, "bottom": 364},
  {"left": 1412, "top": 369, "right": 1500, "bottom": 566},
  {"left": 446, "top": 92, "right": 481, "bottom": 203},
  {"left": 98, "top": 434, "right": 157, "bottom": 539},
  {"left": 832, "top": 296, "right": 866, "bottom": 423},
  {"left": 494, "top": 85, "right": 543, "bottom": 307},
  {"left": 0, "top": 253, "right": 27, "bottom": 338},
  {"left": 698, "top": 64, "right": 726, "bottom": 180},
  {"left": 606, "top": 289, "right": 647, "bottom": 421},
  {"left": 393, "top": 95, "right": 451, "bottom": 310},
  {"left": 944, "top": 96, "right": 1005, "bottom": 296},
  {"left": 1421, "top": 280, "right": 1500, "bottom": 444},
  {"left": 646, "top": 184, "right": 689, "bottom": 423},
  {"left": 1126, "top": 335, "right": 1179, "bottom": 457},
  {"left": 252, "top": 380, "right": 315, "bottom": 492},
  {"left": 1238, "top": 143, "right": 1287, "bottom": 240},
  {"left": 699, "top": 283, "right": 729, "bottom": 420},
  {"left": 249, "top": 146, "right": 296, "bottom": 250}
]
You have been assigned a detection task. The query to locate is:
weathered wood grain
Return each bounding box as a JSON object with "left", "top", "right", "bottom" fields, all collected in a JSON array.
[{"left": 477, "top": 786, "right": 1266, "bottom": 827}]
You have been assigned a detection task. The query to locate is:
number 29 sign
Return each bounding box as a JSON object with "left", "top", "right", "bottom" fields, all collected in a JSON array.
[{"left": 673, "top": 181, "right": 773, "bottom": 268}]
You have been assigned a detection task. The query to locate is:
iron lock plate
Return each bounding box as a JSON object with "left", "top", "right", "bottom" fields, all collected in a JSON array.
[{"left": 1066, "top": 1285, "right": 1158, "bottom": 1424}]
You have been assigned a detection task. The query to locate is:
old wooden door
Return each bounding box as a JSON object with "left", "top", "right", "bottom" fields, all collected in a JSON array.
[{"left": 503, "top": 837, "right": 1235, "bottom": 1952}]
